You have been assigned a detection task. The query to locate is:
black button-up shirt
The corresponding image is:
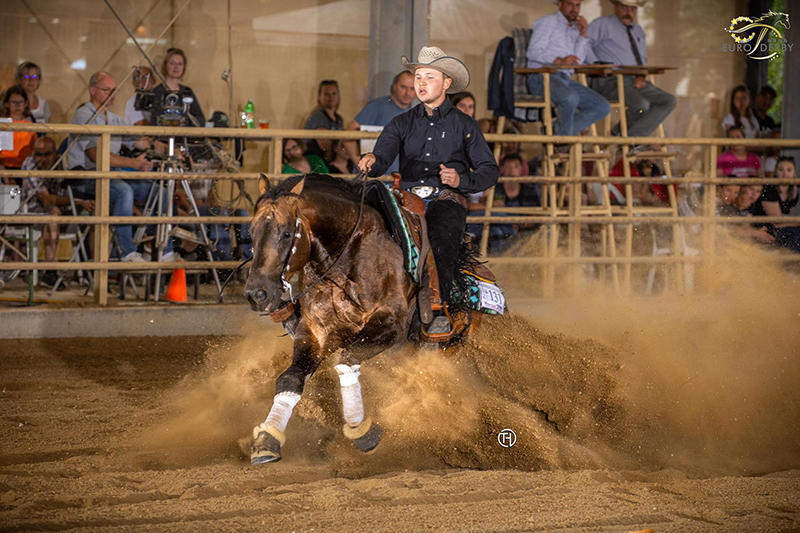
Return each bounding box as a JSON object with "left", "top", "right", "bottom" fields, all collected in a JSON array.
[{"left": 369, "top": 97, "right": 499, "bottom": 195}]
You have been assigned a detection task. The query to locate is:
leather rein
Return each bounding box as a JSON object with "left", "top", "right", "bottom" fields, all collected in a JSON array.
[{"left": 218, "top": 171, "right": 369, "bottom": 323}]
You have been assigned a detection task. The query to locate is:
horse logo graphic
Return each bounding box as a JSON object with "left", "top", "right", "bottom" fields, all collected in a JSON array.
[{"left": 725, "top": 10, "right": 792, "bottom": 60}]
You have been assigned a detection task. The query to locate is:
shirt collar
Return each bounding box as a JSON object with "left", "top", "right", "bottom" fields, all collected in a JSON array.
[
  {"left": 614, "top": 15, "right": 638, "bottom": 32},
  {"left": 415, "top": 96, "right": 454, "bottom": 119}
]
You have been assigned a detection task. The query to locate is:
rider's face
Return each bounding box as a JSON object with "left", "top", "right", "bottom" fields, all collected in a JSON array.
[{"left": 414, "top": 68, "right": 451, "bottom": 106}]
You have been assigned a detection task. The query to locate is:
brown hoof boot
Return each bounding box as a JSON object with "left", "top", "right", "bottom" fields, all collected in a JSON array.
[
  {"left": 343, "top": 417, "right": 383, "bottom": 454},
  {"left": 250, "top": 425, "right": 285, "bottom": 465}
]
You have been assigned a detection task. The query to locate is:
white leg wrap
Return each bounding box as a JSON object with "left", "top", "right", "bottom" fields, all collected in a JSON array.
[
  {"left": 263, "top": 392, "right": 301, "bottom": 434},
  {"left": 335, "top": 364, "right": 364, "bottom": 428}
]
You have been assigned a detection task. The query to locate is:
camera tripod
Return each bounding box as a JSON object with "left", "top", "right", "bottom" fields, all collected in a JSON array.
[{"left": 134, "top": 137, "right": 222, "bottom": 300}]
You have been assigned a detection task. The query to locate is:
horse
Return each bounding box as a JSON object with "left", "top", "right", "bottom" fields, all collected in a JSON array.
[{"left": 244, "top": 173, "right": 420, "bottom": 464}]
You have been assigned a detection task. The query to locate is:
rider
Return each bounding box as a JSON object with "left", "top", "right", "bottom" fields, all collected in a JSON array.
[{"left": 358, "top": 47, "right": 499, "bottom": 335}]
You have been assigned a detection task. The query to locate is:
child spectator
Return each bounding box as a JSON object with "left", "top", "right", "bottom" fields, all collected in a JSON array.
[
  {"left": 326, "top": 139, "right": 355, "bottom": 174},
  {"left": 716, "top": 180, "right": 740, "bottom": 217},
  {"left": 717, "top": 126, "right": 763, "bottom": 178}
]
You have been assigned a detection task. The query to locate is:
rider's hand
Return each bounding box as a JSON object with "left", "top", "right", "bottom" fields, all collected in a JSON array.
[
  {"left": 357, "top": 153, "right": 376, "bottom": 173},
  {"left": 132, "top": 153, "right": 153, "bottom": 172},
  {"left": 439, "top": 164, "right": 460, "bottom": 188}
]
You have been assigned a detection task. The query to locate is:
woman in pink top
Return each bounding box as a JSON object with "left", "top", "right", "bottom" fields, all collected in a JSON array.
[{"left": 717, "top": 126, "right": 763, "bottom": 178}]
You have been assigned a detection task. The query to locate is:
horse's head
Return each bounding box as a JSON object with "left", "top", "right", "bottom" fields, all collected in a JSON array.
[{"left": 244, "top": 175, "right": 311, "bottom": 313}]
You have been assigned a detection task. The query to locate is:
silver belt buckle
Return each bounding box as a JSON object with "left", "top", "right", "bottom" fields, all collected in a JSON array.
[{"left": 410, "top": 185, "right": 436, "bottom": 199}]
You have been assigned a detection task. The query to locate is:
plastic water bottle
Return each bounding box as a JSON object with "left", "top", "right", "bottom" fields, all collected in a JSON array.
[{"left": 245, "top": 99, "right": 255, "bottom": 129}]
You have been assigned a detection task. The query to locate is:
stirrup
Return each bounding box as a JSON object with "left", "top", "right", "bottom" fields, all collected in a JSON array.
[{"left": 420, "top": 306, "right": 456, "bottom": 343}]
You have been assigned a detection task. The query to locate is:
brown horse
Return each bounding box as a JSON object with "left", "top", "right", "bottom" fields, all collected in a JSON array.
[{"left": 244, "top": 173, "right": 418, "bottom": 464}]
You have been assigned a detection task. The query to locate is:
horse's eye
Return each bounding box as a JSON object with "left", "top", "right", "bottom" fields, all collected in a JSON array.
[{"left": 283, "top": 231, "right": 291, "bottom": 239}]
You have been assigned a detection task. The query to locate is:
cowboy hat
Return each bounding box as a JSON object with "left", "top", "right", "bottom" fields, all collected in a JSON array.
[
  {"left": 610, "top": 0, "right": 645, "bottom": 6},
  {"left": 401, "top": 46, "right": 470, "bottom": 94}
]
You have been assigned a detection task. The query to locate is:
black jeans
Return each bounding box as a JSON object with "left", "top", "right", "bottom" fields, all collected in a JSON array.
[{"left": 426, "top": 198, "right": 467, "bottom": 302}]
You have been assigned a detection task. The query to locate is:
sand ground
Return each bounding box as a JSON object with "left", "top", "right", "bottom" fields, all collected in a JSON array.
[{"left": 1, "top": 303, "right": 799, "bottom": 533}]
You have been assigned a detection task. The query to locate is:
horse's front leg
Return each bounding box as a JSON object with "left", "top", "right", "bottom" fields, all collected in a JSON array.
[
  {"left": 251, "top": 328, "right": 324, "bottom": 465},
  {"left": 334, "top": 307, "right": 405, "bottom": 455}
]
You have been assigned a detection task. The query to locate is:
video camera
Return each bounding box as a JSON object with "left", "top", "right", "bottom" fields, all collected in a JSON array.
[{"left": 134, "top": 88, "right": 194, "bottom": 127}]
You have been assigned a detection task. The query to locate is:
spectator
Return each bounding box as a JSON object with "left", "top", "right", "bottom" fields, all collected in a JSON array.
[
  {"left": 526, "top": 0, "right": 610, "bottom": 136},
  {"left": 727, "top": 184, "right": 774, "bottom": 243},
  {"left": 14, "top": 61, "right": 50, "bottom": 124},
  {"left": 752, "top": 85, "right": 778, "bottom": 137},
  {"left": 717, "top": 126, "right": 763, "bottom": 178},
  {"left": 587, "top": 0, "right": 676, "bottom": 137},
  {"left": 756, "top": 156, "right": 797, "bottom": 217},
  {"left": 282, "top": 138, "right": 329, "bottom": 174},
  {"left": 450, "top": 91, "right": 476, "bottom": 118},
  {"left": 0, "top": 86, "right": 37, "bottom": 170},
  {"left": 762, "top": 130, "right": 781, "bottom": 177},
  {"left": 67, "top": 70, "right": 177, "bottom": 263},
  {"left": 326, "top": 139, "right": 355, "bottom": 174},
  {"left": 499, "top": 153, "right": 540, "bottom": 208},
  {"left": 304, "top": 80, "right": 344, "bottom": 161},
  {"left": 345, "top": 71, "right": 415, "bottom": 171},
  {"left": 20, "top": 137, "right": 94, "bottom": 287},
  {"left": 150, "top": 48, "right": 205, "bottom": 127},
  {"left": 498, "top": 122, "right": 530, "bottom": 175},
  {"left": 716, "top": 180, "right": 740, "bottom": 216},
  {"left": 722, "top": 85, "right": 758, "bottom": 139},
  {"left": 125, "top": 66, "right": 155, "bottom": 126}
]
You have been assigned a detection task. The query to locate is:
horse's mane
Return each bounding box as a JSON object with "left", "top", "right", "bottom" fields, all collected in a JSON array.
[{"left": 258, "top": 173, "right": 361, "bottom": 205}]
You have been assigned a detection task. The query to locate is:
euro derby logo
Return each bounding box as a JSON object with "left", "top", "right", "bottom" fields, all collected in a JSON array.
[{"left": 724, "top": 9, "right": 792, "bottom": 60}]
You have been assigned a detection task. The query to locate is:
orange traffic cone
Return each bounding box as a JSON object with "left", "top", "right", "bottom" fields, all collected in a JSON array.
[{"left": 165, "top": 268, "right": 187, "bottom": 302}]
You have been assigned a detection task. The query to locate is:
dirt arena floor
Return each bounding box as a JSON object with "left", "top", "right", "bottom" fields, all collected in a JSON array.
[{"left": 2, "top": 239, "right": 800, "bottom": 532}]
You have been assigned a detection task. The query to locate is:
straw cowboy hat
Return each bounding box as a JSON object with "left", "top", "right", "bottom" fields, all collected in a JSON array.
[
  {"left": 401, "top": 46, "right": 470, "bottom": 93},
  {"left": 610, "top": 0, "right": 646, "bottom": 6}
]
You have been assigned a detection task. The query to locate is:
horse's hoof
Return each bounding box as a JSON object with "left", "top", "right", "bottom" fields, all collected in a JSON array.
[
  {"left": 251, "top": 429, "right": 283, "bottom": 465},
  {"left": 343, "top": 418, "right": 383, "bottom": 454}
]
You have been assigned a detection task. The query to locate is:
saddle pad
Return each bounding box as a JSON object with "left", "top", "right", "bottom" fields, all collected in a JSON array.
[
  {"left": 363, "top": 181, "right": 422, "bottom": 281},
  {"left": 454, "top": 270, "right": 506, "bottom": 315}
]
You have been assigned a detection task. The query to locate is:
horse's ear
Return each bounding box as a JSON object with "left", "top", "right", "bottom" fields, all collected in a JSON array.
[
  {"left": 290, "top": 177, "right": 305, "bottom": 196},
  {"left": 258, "top": 174, "right": 270, "bottom": 196}
]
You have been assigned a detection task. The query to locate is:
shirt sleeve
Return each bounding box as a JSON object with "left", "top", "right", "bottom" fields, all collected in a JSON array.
[
  {"left": 527, "top": 17, "right": 559, "bottom": 66},
  {"left": 459, "top": 123, "right": 499, "bottom": 194},
  {"left": 305, "top": 110, "right": 326, "bottom": 130},
  {"left": 574, "top": 35, "right": 589, "bottom": 63},
  {"left": 72, "top": 106, "right": 97, "bottom": 152},
  {"left": 42, "top": 99, "right": 51, "bottom": 123},
  {"left": 369, "top": 115, "right": 403, "bottom": 177}
]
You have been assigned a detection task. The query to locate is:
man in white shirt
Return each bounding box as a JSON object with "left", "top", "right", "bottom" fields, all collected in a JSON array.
[
  {"left": 526, "top": 0, "right": 610, "bottom": 136},
  {"left": 124, "top": 66, "right": 155, "bottom": 126}
]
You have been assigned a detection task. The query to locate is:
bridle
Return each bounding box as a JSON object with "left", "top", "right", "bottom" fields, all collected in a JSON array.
[{"left": 219, "top": 171, "right": 369, "bottom": 322}]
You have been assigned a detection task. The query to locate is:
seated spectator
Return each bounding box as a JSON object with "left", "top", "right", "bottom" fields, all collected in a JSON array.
[
  {"left": 15, "top": 61, "right": 50, "bottom": 124},
  {"left": 345, "top": 71, "right": 415, "bottom": 171},
  {"left": 0, "top": 86, "right": 37, "bottom": 170},
  {"left": 68, "top": 71, "right": 177, "bottom": 263},
  {"left": 150, "top": 48, "right": 205, "bottom": 127},
  {"left": 755, "top": 156, "right": 797, "bottom": 218},
  {"left": 716, "top": 180, "right": 740, "bottom": 216},
  {"left": 587, "top": 0, "right": 676, "bottom": 137},
  {"left": 21, "top": 137, "right": 95, "bottom": 287},
  {"left": 526, "top": 0, "right": 610, "bottom": 136},
  {"left": 717, "top": 126, "right": 763, "bottom": 178},
  {"left": 722, "top": 85, "right": 759, "bottom": 139},
  {"left": 753, "top": 85, "right": 778, "bottom": 137},
  {"left": 498, "top": 122, "right": 531, "bottom": 175},
  {"left": 499, "top": 153, "right": 540, "bottom": 207},
  {"left": 125, "top": 66, "right": 155, "bottom": 126},
  {"left": 326, "top": 139, "right": 355, "bottom": 174},
  {"left": 450, "top": 91, "right": 476, "bottom": 118},
  {"left": 282, "top": 138, "right": 329, "bottom": 174},
  {"left": 304, "top": 80, "right": 344, "bottom": 161},
  {"left": 724, "top": 184, "right": 773, "bottom": 243}
]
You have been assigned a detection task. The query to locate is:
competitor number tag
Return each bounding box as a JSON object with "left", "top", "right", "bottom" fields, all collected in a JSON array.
[{"left": 477, "top": 281, "right": 505, "bottom": 314}]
